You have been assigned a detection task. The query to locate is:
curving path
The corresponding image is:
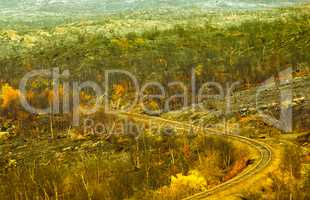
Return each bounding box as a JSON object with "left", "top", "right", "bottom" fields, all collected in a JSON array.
[{"left": 118, "top": 112, "right": 272, "bottom": 200}]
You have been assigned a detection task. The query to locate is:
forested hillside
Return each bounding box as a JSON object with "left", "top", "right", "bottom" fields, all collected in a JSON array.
[
  {"left": 0, "top": 1, "right": 309, "bottom": 200},
  {"left": 1, "top": 5, "right": 309, "bottom": 87}
]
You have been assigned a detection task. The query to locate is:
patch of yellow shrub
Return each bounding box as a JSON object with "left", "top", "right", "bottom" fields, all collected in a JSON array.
[
  {"left": 170, "top": 170, "right": 207, "bottom": 190},
  {"left": 155, "top": 170, "right": 207, "bottom": 199}
]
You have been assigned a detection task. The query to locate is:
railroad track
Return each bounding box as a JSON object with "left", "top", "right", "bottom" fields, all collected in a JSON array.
[{"left": 117, "top": 112, "right": 272, "bottom": 200}]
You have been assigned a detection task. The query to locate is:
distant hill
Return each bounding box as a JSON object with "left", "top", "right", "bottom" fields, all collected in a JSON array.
[{"left": 0, "top": 0, "right": 308, "bottom": 15}]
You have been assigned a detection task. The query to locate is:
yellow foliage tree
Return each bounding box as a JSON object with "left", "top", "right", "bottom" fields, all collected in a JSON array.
[
  {"left": 6, "top": 30, "right": 21, "bottom": 41},
  {"left": 54, "top": 27, "right": 66, "bottom": 34},
  {"left": 23, "top": 35, "right": 37, "bottom": 48},
  {"left": 113, "top": 84, "right": 125, "bottom": 99},
  {"left": 45, "top": 86, "right": 66, "bottom": 108},
  {"left": 134, "top": 38, "right": 145, "bottom": 46},
  {"left": 111, "top": 84, "right": 126, "bottom": 109},
  {"left": 80, "top": 91, "right": 92, "bottom": 103},
  {"left": 111, "top": 38, "right": 130, "bottom": 50},
  {"left": 148, "top": 100, "right": 160, "bottom": 112},
  {"left": 195, "top": 64, "right": 204, "bottom": 77}
]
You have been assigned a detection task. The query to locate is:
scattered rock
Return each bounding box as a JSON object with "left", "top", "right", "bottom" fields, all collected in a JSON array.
[
  {"left": 293, "top": 96, "right": 305, "bottom": 105},
  {"left": 62, "top": 146, "right": 72, "bottom": 152}
]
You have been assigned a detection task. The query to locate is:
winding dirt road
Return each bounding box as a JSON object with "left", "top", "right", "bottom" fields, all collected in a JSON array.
[{"left": 119, "top": 112, "right": 273, "bottom": 200}]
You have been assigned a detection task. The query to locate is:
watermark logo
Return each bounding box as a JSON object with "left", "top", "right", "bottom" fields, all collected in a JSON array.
[
  {"left": 256, "top": 68, "right": 293, "bottom": 132},
  {"left": 17, "top": 67, "right": 294, "bottom": 134}
]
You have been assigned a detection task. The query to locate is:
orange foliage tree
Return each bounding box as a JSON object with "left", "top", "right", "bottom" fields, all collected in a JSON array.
[{"left": 1, "top": 84, "right": 20, "bottom": 111}]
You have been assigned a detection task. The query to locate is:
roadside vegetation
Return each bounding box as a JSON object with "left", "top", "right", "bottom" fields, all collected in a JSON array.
[{"left": 0, "top": 120, "right": 249, "bottom": 199}]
